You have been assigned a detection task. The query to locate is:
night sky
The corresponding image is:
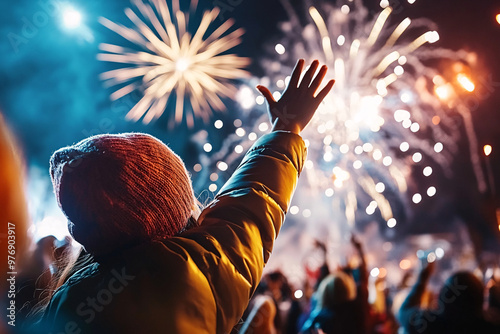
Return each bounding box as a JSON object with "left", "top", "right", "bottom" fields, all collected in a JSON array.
[{"left": 1, "top": 0, "right": 499, "bottom": 254}]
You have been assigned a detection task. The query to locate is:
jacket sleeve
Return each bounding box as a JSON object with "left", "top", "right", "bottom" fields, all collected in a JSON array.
[{"left": 177, "top": 131, "right": 306, "bottom": 332}]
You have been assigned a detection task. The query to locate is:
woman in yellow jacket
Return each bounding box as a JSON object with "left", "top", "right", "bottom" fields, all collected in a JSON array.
[{"left": 37, "top": 59, "right": 334, "bottom": 333}]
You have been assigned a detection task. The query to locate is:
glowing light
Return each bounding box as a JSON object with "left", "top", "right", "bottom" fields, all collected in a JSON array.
[
  {"left": 412, "top": 152, "right": 422, "bottom": 163},
  {"left": 290, "top": 206, "right": 299, "bottom": 215},
  {"left": 370, "top": 267, "right": 380, "bottom": 277},
  {"left": 234, "top": 119, "right": 242, "bottom": 127},
  {"left": 434, "top": 142, "right": 444, "bottom": 153},
  {"left": 98, "top": 0, "right": 249, "bottom": 126},
  {"left": 339, "top": 144, "right": 349, "bottom": 154},
  {"left": 402, "top": 119, "right": 411, "bottom": 128},
  {"left": 275, "top": 43, "right": 286, "bottom": 55},
  {"left": 273, "top": 91, "right": 282, "bottom": 100},
  {"left": 427, "top": 186, "right": 436, "bottom": 197},
  {"left": 323, "top": 152, "right": 333, "bottom": 162},
  {"left": 258, "top": 122, "right": 269, "bottom": 132},
  {"left": 217, "top": 161, "right": 228, "bottom": 171},
  {"left": 400, "top": 142, "right": 409, "bottom": 152},
  {"left": 375, "top": 182, "right": 385, "bottom": 193},
  {"left": 435, "top": 84, "right": 453, "bottom": 101},
  {"left": 416, "top": 250, "right": 424, "bottom": 258},
  {"left": 427, "top": 252, "right": 436, "bottom": 263},
  {"left": 256, "top": 96, "right": 265, "bottom": 105},
  {"left": 175, "top": 58, "right": 189, "bottom": 72},
  {"left": 353, "top": 160, "right": 363, "bottom": 169},
  {"left": 236, "top": 128, "right": 246, "bottom": 137},
  {"left": 399, "top": 259, "right": 411, "bottom": 270},
  {"left": 363, "top": 143, "right": 373, "bottom": 152},
  {"left": 400, "top": 92, "right": 411, "bottom": 103},
  {"left": 294, "top": 290, "right": 303, "bottom": 299},
  {"left": 387, "top": 218, "right": 397, "bottom": 228},
  {"left": 193, "top": 163, "right": 202, "bottom": 172},
  {"left": 408, "top": 0, "right": 417, "bottom": 4},
  {"left": 432, "top": 116, "right": 440, "bottom": 125},
  {"left": 379, "top": 267, "right": 387, "bottom": 278},
  {"left": 412, "top": 193, "right": 422, "bottom": 204},
  {"left": 214, "top": 120, "right": 223, "bottom": 129},
  {"left": 248, "top": 132, "right": 257, "bottom": 141},
  {"left": 394, "top": 109, "right": 410, "bottom": 122},
  {"left": 341, "top": 5, "right": 350, "bottom": 14},
  {"left": 410, "top": 122, "right": 420, "bottom": 132},
  {"left": 337, "top": 35, "right": 346, "bottom": 46},
  {"left": 394, "top": 65, "right": 404, "bottom": 76},
  {"left": 484, "top": 145, "right": 492, "bottom": 156},
  {"left": 457, "top": 73, "right": 475, "bottom": 92},
  {"left": 354, "top": 146, "right": 363, "bottom": 154},
  {"left": 62, "top": 7, "right": 83, "bottom": 29},
  {"left": 497, "top": 14, "right": 500, "bottom": 25},
  {"left": 203, "top": 143, "right": 212, "bottom": 152},
  {"left": 423, "top": 166, "right": 433, "bottom": 176},
  {"left": 424, "top": 31, "right": 439, "bottom": 43},
  {"left": 234, "top": 145, "right": 243, "bottom": 154},
  {"left": 435, "top": 247, "right": 444, "bottom": 259},
  {"left": 302, "top": 209, "right": 312, "bottom": 218},
  {"left": 210, "top": 173, "right": 218, "bottom": 181},
  {"left": 209, "top": 184, "right": 217, "bottom": 192},
  {"left": 366, "top": 205, "right": 376, "bottom": 215},
  {"left": 373, "top": 149, "right": 382, "bottom": 160},
  {"left": 305, "top": 160, "right": 314, "bottom": 169},
  {"left": 382, "top": 156, "right": 392, "bottom": 166},
  {"left": 325, "top": 188, "right": 334, "bottom": 197}
]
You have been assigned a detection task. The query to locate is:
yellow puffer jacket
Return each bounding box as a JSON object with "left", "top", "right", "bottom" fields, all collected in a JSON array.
[{"left": 39, "top": 131, "right": 306, "bottom": 334}]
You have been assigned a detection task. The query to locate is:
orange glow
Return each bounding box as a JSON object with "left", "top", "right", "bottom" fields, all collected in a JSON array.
[
  {"left": 399, "top": 259, "right": 411, "bottom": 270},
  {"left": 484, "top": 145, "right": 492, "bottom": 157},
  {"left": 435, "top": 84, "right": 452, "bottom": 101},
  {"left": 457, "top": 73, "right": 475, "bottom": 92},
  {"left": 496, "top": 14, "right": 500, "bottom": 25},
  {"left": 432, "top": 116, "right": 441, "bottom": 125},
  {"left": 378, "top": 267, "right": 387, "bottom": 278}
]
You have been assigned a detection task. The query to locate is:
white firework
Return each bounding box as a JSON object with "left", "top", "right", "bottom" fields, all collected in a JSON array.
[
  {"left": 98, "top": 0, "right": 250, "bottom": 127},
  {"left": 202, "top": 0, "right": 484, "bottom": 230}
]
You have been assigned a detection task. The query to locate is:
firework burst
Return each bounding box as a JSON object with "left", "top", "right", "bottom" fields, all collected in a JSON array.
[
  {"left": 201, "top": 0, "right": 484, "bottom": 234},
  {"left": 98, "top": 0, "right": 250, "bottom": 126}
]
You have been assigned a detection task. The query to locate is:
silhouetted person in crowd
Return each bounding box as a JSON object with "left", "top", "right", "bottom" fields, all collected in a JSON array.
[
  {"left": 301, "top": 235, "right": 369, "bottom": 334},
  {"left": 30, "top": 59, "right": 334, "bottom": 333},
  {"left": 398, "top": 262, "right": 498, "bottom": 333}
]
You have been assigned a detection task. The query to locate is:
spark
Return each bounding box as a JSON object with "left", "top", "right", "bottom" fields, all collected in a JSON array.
[{"left": 98, "top": 0, "right": 250, "bottom": 127}]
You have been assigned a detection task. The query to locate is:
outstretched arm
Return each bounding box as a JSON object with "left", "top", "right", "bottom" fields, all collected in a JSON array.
[
  {"left": 398, "top": 261, "right": 435, "bottom": 332},
  {"left": 181, "top": 60, "right": 334, "bottom": 332}
]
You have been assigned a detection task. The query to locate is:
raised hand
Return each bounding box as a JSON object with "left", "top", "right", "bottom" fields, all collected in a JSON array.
[{"left": 256, "top": 59, "right": 335, "bottom": 134}]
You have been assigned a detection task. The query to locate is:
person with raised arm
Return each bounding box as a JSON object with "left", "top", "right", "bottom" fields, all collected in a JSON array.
[{"left": 34, "top": 59, "right": 334, "bottom": 333}]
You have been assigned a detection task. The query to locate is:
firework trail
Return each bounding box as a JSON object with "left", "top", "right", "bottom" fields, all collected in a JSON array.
[{"left": 98, "top": 0, "right": 250, "bottom": 127}]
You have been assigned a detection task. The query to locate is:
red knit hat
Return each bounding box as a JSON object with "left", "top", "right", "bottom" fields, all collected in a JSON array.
[{"left": 50, "top": 133, "right": 195, "bottom": 256}]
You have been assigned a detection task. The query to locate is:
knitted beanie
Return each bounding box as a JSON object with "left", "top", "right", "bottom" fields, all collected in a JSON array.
[{"left": 50, "top": 133, "right": 195, "bottom": 256}]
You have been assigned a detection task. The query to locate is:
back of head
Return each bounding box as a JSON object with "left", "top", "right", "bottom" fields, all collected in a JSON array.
[
  {"left": 316, "top": 271, "right": 357, "bottom": 310},
  {"left": 439, "top": 271, "right": 484, "bottom": 317},
  {"left": 50, "top": 133, "right": 195, "bottom": 256}
]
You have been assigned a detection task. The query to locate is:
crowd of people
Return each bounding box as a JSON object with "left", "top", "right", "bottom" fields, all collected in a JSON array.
[{"left": 1, "top": 59, "right": 499, "bottom": 333}]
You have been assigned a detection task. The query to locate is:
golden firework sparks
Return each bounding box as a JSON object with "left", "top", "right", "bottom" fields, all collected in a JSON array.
[{"left": 98, "top": 0, "right": 250, "bottom": 126}]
